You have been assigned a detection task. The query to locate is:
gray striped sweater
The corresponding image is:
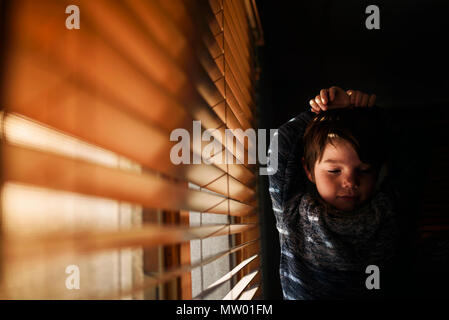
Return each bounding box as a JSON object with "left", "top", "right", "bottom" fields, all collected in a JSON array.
[{"left": 268, "top": 109, "right": 403, "bottom": 300}]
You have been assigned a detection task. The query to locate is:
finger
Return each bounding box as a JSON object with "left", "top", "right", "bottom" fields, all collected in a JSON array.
[
  {"left": 320, "top": 89, "right": 329, "bottom": 105},
  {"left": 309, "top": 100, "right": 319, "bottom": 112},
  {"left": 368, "top": 94, "right": 376, "bottom": 107},
  {"left": 346, "top": 90, "right": 354, "bottom": 105},
  {"left": 315, "top": 95, "right": 327, "bottom": 110},
  {"left": 354, "top": 91, "right": 362, "bottom": 107},
  {"left": 360, "top": 93, "right": 369, "bottom": 107},
  {"left": 329, "top": 87, "right": 336, "bottom": 102},
  {"left": 309, "top": 99, "right": 321, "bottom": 113},
  {"left": 348, "top": 90, "right": 356, "bottom": 105}
]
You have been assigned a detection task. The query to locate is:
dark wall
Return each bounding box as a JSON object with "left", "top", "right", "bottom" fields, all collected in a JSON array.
[{"left": 256, "top": 0, "right": 449, "bottom": 299}]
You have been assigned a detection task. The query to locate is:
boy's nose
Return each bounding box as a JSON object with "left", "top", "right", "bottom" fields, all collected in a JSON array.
[{"left": 342, "top": 173, "right": 359, "bottom": 189}]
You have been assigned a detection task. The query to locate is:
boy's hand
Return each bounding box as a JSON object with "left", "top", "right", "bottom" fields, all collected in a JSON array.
[{"left": 309, "top": 86, "right": 376, "bottom": 114}]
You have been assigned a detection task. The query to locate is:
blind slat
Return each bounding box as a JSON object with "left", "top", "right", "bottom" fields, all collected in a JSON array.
[
  {"left": 223, "top": 270, "right": 259, "bottom": 300},
  {"left": 222, "top": 16, "right": 251, "bottom": 85},
  {"left": 177, "top": 0, "right": 255, "bottom": 136},
  {"left": 216, "top": 28, "right": 255, "bottom": 122},
  {"left": 224, "top": 61, "right": 254, "bottom": 121},
  {"left": 223, "top": 1, "right": 252, "bottom": 77},
  {"left": 179, "top": 0, "right": 256, "bottom": 143},
  {"left": 200, "top": 1, "right": 255, "bottom": 123},
  {"left": 193, "top": 254, "right": 258, "bottom": 300},
  {"left": 4, "top": 223, "right": 257, "bottom": 263},
  {"left": 2, "top": 143, "right": 255, "bottom": 216},
  {"left": 227, "top": 0, "right": 251, "bottom": 55},
  {"left": 215, "top": 3, "right": 251, "bottom": 77},
  {"left": 208, "top": 0, "right": 222, "bottom": 15},
  {"left": 238, "top": 285, "right": 260, "bottom": 300},
  {"left": 111, "top": 238, "right": 260, "bottom": 299}
]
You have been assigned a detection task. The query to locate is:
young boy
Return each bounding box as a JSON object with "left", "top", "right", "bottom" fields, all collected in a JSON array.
[{"left": 268, "top": 86, "right": 411, "bottom": 299}]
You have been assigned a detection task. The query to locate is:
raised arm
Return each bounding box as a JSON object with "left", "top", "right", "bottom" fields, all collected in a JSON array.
[{"left": 267, "top": 110, "right": 314, "bottom": 222}]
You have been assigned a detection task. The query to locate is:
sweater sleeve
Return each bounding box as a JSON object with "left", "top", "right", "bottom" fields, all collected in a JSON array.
[{"left": 267, "top": 110, "right": 315, "bottom": 225}]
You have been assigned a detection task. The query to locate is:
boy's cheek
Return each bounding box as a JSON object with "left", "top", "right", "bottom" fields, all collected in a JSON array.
[
  {"left": 316, "top": 176, "right": 337, "bottom": 193},
  {"left": 315, "top": 183, "right": 337, "bottom": 202}
]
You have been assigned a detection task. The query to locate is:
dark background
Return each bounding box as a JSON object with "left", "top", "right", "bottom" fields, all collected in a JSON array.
[{"left": 256, "top": 0, "right": 449, "bottom": 299}]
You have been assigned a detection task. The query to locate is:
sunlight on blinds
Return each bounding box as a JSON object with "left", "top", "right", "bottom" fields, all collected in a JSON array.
[{"left": 0, "top": 0, "right": 264, "bottom": 300}]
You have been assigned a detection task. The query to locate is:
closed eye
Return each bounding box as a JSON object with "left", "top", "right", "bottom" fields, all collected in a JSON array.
[{"left": 327, "top": 169, "right": 372, "bottom": 174}]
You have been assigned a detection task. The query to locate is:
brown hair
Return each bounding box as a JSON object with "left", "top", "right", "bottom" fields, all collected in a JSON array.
[{"left": 303, "top": 107, "right": 391, "bottom": 178}]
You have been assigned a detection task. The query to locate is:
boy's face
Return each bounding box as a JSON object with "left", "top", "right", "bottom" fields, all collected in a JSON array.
[{"left": 303, "top": 138, "right": 378, "bottom": 212}]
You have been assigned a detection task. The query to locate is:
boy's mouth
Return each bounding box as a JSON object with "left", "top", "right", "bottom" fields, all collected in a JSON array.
[{"left": 338, "top": 195, "right": 358, "bottom": 201}]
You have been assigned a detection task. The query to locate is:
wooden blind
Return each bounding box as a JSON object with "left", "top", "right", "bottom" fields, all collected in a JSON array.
[{"left": 0, "top": 0, "right": 263, "bottom": 299}]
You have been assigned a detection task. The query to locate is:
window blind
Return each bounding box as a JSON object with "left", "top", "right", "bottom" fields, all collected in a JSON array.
[{"left": 0, "top": 0, "right": 263, "bottom": 300}]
